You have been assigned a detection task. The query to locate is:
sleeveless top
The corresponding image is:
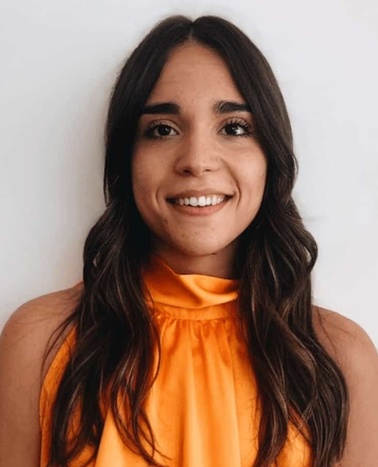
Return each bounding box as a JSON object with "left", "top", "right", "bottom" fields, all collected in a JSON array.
[{"left": 39, "top": 256, "right": 311, "bottom": 466}]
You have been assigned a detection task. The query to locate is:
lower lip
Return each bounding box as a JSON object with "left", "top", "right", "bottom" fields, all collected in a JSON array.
[{"left": 168, "top": 199, "right": 230, "bottom": 216}]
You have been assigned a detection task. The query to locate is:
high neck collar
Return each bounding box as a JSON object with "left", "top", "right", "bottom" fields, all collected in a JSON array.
[{"left": 143, "top": 255, "right": 239, "bottom": 310}]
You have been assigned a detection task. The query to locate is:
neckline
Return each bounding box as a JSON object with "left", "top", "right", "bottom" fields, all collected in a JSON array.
[{"left": 143, "top": 255, "right": 239, "bottom": 311}]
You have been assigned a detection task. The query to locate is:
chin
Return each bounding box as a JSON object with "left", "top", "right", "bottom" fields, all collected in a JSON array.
[{"left": 168, "top": 238, "right": 236, "bottom": 259}]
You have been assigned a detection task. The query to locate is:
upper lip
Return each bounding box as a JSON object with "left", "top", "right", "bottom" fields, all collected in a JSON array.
[{"left": 167, "top": 189, "right": 233, "bottom": 199}]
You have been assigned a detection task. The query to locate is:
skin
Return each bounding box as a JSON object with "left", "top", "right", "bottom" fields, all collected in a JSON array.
[
  {"left": 313, "top": 308, "right": 378, "bottom": 466},
  {"left": 0, "top": 43, "right": 377, "bottom": 467},
  {"left": 0, "top": 286, "right": 82, "bottom": 467},
  {"left": 132, "top": 43, "right": 267, "bottom": 279}
]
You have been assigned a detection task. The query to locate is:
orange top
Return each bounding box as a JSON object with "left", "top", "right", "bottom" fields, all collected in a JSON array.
[{"left": 39, "top": 256, "right": 311, "bottom": 467}]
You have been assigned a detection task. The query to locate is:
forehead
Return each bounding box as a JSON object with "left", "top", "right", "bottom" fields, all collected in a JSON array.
[{"left": 146, "top": 42, "right": 245, "bottom": 104}]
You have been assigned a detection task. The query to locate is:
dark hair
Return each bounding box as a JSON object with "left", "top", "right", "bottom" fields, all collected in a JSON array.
[{"left": 47, "top": 15, "right": 348, "bottom": 467}]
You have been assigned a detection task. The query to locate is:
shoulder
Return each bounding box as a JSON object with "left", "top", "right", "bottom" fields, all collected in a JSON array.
[
  {"left": 9, "top": 282, "right": 83, "bottom": 325},
  {"left": 0, "top": 283, "right": 82, "bottom": 466},
  {"left": 1, "top": 284, "right": 82, "bottom": 363},
  {"left": 312, "top": 306, "right": 377, "bottom": 370},
  {"left": 312, "top": 306, "right": 378, "bottom": 466},
  {"left": 1, "top": 283, "right": 82, "bottom": 376},
  {"left": 0, "top": 283, "right": 83, "bottom": 389},
  {"left": 1, "top": 283, "right": 83, "bottom": 400}
]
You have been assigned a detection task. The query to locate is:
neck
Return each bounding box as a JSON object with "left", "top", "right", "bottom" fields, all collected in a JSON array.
[{"left": 151, "top": 244, "right": 238, "bottom": 279}]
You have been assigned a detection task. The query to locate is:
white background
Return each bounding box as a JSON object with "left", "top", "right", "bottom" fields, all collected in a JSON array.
[{"left": 1, "top": 0, "right": 377, "bottom": 345}]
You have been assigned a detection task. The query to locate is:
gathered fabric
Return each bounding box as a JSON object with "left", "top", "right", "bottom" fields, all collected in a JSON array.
[{"left": 39, "top": 256, "right": 311, "bottom": 467}]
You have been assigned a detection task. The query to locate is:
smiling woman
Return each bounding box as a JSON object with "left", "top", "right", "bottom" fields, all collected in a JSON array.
[
  {"left": 0, "top": 14, "right": 377, "bottom": 467},
  {"left": 132, "top": 43, "right": 267, "bottom": 278}
]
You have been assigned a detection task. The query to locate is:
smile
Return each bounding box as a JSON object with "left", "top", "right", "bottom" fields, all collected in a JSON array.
[{"left": 170, "top": 195, "right": 227, "bottom": 207}]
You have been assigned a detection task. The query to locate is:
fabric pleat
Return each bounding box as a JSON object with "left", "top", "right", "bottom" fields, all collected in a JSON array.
[{"left": 39, "top": 256, "right": 311, "bottom": 466}]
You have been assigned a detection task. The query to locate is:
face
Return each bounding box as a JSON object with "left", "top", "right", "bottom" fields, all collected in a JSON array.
[{"left": 132, "top": 43, "right": 267, "bottom": 277}]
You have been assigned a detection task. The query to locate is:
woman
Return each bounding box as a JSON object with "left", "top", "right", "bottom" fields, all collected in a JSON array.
[{"left": 0, "top": 15, "right": 377, "bottom": 467}]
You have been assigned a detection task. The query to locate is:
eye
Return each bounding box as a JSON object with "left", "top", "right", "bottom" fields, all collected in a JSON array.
[
  {"left": 221, "top": 119, "right": 252, "bottom": 137},
  {"left": 144, "top": 121, "right": 179, "bottom": 139}
]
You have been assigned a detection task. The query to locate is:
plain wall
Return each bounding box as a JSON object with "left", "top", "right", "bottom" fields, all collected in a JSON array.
[{"left": 1, "top": 0, "right": 377, "bottom": 345}]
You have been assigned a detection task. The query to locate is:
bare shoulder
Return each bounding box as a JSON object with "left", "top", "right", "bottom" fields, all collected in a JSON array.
[
  {"left": 0, "top": 282, "right": 83, "bottom": 395},
  {"left": 1, "top": 283, "right": 82, "bottom": 372},
  {"left": 312, "top": 306, "right": 377, "bottom": 370},
  {"left": 313, "top": 306, "right": 378, "bottom": 466},
  {"left": 0, "top": 284, "right": 82, "bottom": 467},
  {"left": 7, "top": 282, "right": 82, "bottom": 326}
]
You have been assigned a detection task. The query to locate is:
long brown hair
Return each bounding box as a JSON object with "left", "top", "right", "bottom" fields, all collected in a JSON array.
[{"left": 46, "top": 15, "right": 348, "bottom": 467}]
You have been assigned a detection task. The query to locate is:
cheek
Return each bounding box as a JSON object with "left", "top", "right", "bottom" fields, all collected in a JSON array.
[
  {"left": 240, "top": 156, "right": 267, "bottom": 199},
  {"left": 131, "top": 153, "right": 166, "bottom": 229},
  {"left": 255, "top": 168, "right": 267, "bottom": 198},
  {"left": 132, "top": 176, "right": 154, "bottom": 214},
  {"left": 132, "top": 153, "right": 153, "bottom": 201}
]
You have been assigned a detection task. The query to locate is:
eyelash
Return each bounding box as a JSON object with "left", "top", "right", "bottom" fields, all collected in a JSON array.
[
  {"left": 143, "top": 118, "right": 253, "bottom": 139},
  {"left": 221, "top": 118, "right": 253, "bottom": 138},
  {"left": 144, "top": 120, "right": 177, "bottom": 139}
]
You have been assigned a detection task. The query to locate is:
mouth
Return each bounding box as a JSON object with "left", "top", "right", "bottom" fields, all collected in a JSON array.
[{"left": 168, "top": 194, "right": 230, "bottom": 207}]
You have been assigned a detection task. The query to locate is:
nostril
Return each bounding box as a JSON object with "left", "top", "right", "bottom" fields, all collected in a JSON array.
[{"left": 178, "top": 165, "right": 218, "bottom": 177}]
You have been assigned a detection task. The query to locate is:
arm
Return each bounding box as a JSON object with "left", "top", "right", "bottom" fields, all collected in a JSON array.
[
  {"left": 0, "top": 305, "right": 45, "bottom": 467},
  {"left": 314, "top": 308, "right": 378, "bottom": 467},
  {"left": 0, "top": 287, "right": 79, "bottom": 467}
]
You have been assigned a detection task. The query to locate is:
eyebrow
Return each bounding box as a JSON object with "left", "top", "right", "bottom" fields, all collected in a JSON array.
[
  {"left": 140, "top": 100, "right": 251, "bottom": 115},
  {"left": 214, "top": 101, "right": 251, "bottom": 114}
]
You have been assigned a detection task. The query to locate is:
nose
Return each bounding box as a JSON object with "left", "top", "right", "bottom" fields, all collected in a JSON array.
[{"left": 173, "top": 131, "right": 220, "bottom": 177}]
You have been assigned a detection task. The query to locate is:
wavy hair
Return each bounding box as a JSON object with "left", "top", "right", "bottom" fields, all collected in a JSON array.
[{"left": 47, "top": 15, "right": 348, "bottom": 467}]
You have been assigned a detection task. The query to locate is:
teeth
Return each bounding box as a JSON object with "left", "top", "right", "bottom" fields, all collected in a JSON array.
[
  {"left": 198, "top": 196, "right": 206, "bottom": 207},
  {"left": 173, "top": 195, "right": 226, "bottom": 207}
]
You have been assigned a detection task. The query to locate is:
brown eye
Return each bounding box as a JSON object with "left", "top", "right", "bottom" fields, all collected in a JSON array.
[
  {"left": 156, "top": 125, "right": 172, "bottom": 136},
  {"left": 221, "top": 120, "right": 252, "bottom": 137},
  {"left": 145, "top": 123, "right": 179, "bottom": 139},
  {"left": 225, "top": 124, "right": 242, "bottom": 135}
]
